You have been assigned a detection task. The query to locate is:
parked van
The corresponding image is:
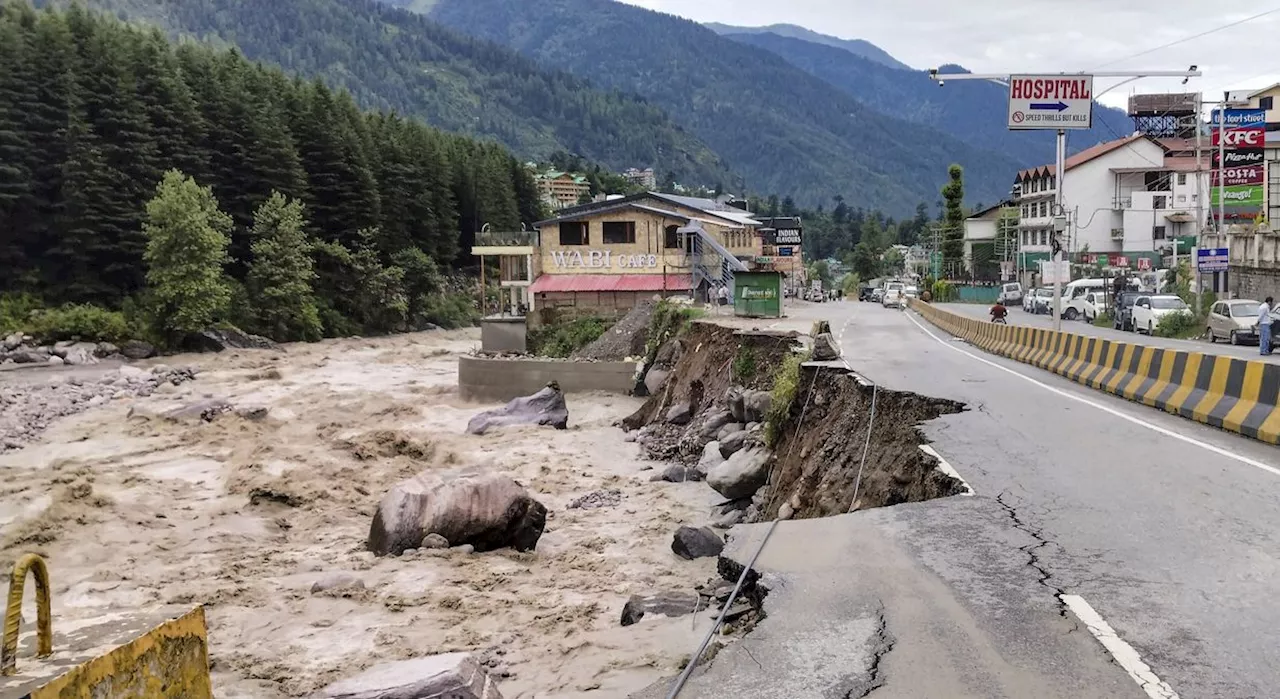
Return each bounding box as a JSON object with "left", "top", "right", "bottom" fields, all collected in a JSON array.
[
  {"left": 1060, "top": 278, "right": 1107, "bottom": 320},
  {"left": 997, "top": 282, "right": 1023, "bottom": 305}
]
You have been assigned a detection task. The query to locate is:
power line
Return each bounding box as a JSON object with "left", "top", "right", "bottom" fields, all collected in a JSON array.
[{"left": 1091, "top": 7, "right": 1280, "bottom": 70}]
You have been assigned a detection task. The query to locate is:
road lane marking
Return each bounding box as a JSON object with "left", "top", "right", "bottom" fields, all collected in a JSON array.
[
  {"left": 904, "top": 312, "right": 1280, "bottom": 477},
  {"left": 920, "top": 445, "right": 974, "bottom": 495},
  {"left": 1061, "top": 595, "right": 1180, "bottom": 699}
]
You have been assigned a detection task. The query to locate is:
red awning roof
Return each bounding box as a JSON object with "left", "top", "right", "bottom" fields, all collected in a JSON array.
[{"left": 530, "top": 273, "right": 693, "bottom": 293}]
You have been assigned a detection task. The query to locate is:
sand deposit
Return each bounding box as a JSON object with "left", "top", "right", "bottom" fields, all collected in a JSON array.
[{"left": 0, "top": 329, "right": 723, "bottom": 698}]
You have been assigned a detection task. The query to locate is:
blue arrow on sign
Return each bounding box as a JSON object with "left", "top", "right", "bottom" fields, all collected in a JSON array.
[{"left": 1030, "top": 102, "right": 1069, "bottom": 111}]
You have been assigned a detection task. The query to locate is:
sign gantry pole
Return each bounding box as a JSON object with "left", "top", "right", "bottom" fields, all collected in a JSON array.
[{"left": 928, "top": 67, "right": 1201, "bottom": 331}]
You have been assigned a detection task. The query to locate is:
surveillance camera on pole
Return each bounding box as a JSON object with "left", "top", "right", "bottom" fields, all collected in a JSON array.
[{"left": 925, "top": 65, "right": 1201, "bottom": 331}]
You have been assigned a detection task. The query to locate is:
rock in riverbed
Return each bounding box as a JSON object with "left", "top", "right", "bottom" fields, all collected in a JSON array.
[
  {"left": 314, "top": 653, "right": 504, "bottom": 699},
  {"left": 671, "top": 525, "right": 724, "bottom": 560},
  {"left": 367, "top": 471, "right": 547, "bottom": 556},
  {"left": 466, "top": 383, "right": 569, "bottom": 435}
]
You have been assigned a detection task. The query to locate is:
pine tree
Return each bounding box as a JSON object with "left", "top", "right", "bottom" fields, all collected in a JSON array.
[
  {"left": 246, "top": 192, "right": 322, "bottom": 341},
  {"left": 131, "top": 30, "right": 209, "bottom": 182},
  {"left": 143, "top": 170, "right": 233, "bottom": 339},
  {"left": 941, "top": 164, "right": 965, "bottom": 271},
  {"left": 50, "top": 108, "right": 118, "bottom": 302},
  {"left": 0, "top": 13, "right": 34, "bottom": 286}
]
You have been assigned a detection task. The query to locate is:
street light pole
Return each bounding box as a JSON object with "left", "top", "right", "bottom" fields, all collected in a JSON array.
[{"left": 1053, "top": 129, "right": 1066, "bottom": 331}]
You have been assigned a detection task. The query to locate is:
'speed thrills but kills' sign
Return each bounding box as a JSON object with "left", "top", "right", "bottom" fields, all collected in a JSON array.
[{"left": 1007, "top": 75, "right": 1094, "bottom": 130}]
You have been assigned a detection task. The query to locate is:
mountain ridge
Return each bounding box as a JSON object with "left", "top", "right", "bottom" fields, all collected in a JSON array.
[
  {"left": 704, "top": 21, "right": 911, "bottom": 71},
  {"left": 426, "top": 0, "right": 1023, "bottom": 213}
]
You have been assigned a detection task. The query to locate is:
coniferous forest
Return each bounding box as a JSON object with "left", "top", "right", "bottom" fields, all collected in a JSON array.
[{"left": 0, "top": 1, "right": 543, "bottom": 344}]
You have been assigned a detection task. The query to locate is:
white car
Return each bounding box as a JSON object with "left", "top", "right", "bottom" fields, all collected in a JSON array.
[
  {"left": 1131, "top": 295, "right": 1190, "bottom": 334},
  {"left": 1206, "top": 299, "right": 1262, "bottom": 345},
  {"left": 904, "top": 285, "right": 919, "bottom": 299},
  {"left": 1028, "top": 287, "right": 1055, "bottom": 314},
  {"left": 882, "top": 282, "right": 906, "bottom": 308},
  {"left": 998, "top": 282, "right": 1024, "bottom": 306},
  {"left": 1067, "top": 291, "right": 1107, "bottom": 322}
]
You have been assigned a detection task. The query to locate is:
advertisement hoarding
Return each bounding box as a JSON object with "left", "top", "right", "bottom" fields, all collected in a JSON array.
[
  {"left": 1212, "top": 109, "right": 1267, "bottom": 221},
  {"left": 1007, "top": 75, "right": 1094, "bottom": 130}
]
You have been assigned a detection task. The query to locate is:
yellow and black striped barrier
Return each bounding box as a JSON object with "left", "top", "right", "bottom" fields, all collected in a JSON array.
[{"left": 911, "top": 300, "right": 1280, "bottom": 445}]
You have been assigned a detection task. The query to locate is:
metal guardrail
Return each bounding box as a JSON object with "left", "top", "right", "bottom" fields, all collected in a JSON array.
[{"left": 475, "top": 230, "right": 537, "bottom": 247}]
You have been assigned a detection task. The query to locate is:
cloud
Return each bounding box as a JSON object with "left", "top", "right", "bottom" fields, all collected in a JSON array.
[{"left": 621, "top": 0, "right": 1280, "bottom": 108}]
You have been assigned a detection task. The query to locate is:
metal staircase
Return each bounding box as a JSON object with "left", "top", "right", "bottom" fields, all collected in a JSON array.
[{"left": 679, "top": 223, "right": 749, "bottom": 300}]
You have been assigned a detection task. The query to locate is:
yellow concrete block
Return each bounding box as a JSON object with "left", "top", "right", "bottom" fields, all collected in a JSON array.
[{"left": 0, "top": 606, "right": 211, "bottom": 699}]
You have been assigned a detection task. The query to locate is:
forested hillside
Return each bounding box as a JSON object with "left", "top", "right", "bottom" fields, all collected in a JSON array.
[
  {"left": 723, "top": 32, "right": 1136, "bottom": 170},
  {"left": 426, "top": 0, "right": 1018, "bottom": 213},
  {"left": 33, "top": 0, "right": 736, "bottom": 188},
  {"left": 0, "top": 1, "right": 538, "bottom": 343}
]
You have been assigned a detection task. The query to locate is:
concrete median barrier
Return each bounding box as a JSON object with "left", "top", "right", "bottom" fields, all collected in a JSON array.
[{"left": 910, "top": 301, "right": 1280, "bottom": 445}]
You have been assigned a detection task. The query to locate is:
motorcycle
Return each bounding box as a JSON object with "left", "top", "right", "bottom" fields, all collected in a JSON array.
[{"left": 991, "top": 316, "right": 1008, "bottom": 324}]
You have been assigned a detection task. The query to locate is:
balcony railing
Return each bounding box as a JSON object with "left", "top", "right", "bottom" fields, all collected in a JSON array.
[{"left": 475, "top": 230, "right": 538, "bottom": 247}]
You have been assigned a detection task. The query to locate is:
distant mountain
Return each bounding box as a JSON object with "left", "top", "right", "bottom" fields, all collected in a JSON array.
[
  {"left": 43, "top": 0, "right": 737, "bottom": 188},
  {"left": 425, "top": 0, "right": 1024, "bottom": 213},
  {"left": 724, "top": 32, "right": 1137, "bottom": 170},
  {"left": 705, "top": 22, "right": 910, "bottom": 71}
]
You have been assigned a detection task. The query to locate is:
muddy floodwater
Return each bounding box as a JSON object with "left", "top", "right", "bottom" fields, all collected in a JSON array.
[{"left": 0, "top": 329, "right": 722, "bottom": 698}]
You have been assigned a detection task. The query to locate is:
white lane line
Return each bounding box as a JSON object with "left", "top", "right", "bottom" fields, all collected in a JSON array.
[
  {"left": 920, "top": 444, "right": 974, "bottom": 495},
  {"left": 903, "top": 312, "right": 1280, "bottom": 478},
  {"left": 1061, "top": 595, "right": 1180, "bottom": 699}
]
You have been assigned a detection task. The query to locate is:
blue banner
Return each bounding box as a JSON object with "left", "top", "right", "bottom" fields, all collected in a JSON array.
[{"left": 1211, "top": 108, "right": 1266, "bottom": 128}]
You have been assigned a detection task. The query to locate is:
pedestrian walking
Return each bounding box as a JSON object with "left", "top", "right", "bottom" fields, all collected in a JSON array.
[
  {"left": 1260, "top": 297, "right": 1274, "bottom": 356},
  {"left": 717, "top": 284, "right": 730, "bottom": 314}
]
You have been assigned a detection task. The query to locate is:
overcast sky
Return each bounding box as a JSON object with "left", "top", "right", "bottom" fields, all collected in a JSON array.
[{"left": 621, "top": 0, "right": 1279, "bottom": 110}]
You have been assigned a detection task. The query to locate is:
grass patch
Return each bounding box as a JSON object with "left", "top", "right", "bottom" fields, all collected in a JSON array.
[
  {"left": 528, "top": 316, "right": 610, "bottom": 358},
  {"left": 643, "top": 300, "right": 703, "bottom": 365},
  {"left": 732, "top": 346, "right": 757, "bottom": 382},
  {"left": 1093, "top": 311, "right": 1114, "bottom": 328},
  {"left": 765, "top": 350, "right": 810, "bottom": 447}
]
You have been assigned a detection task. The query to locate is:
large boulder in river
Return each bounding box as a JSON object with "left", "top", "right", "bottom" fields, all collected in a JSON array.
[
  {"left": 671, "top": 525, "right": 724, "bottom": 560},
  {"left": 644, "top": 368, "right": 670, "bottom": 395},
  {"left": 696, "top": 441, "right": 725, "bottom": 478},
  {"left": 188, "top": 326, "right": 280, "bottom": 353},
  {"left": 314, "top": 653, "right": 503, "bottom": 699},
  {"left": 120, "top": 340, "right": 157, "bottom": 360},
  {"left": 706, "top": 446, "right": 772, "bottom": 500},
  {"left": 466, "top": 383, "right": 569, "bottom": 435},
  {"left": 367, "top": 471, "right": 547, "bottom": 556}
]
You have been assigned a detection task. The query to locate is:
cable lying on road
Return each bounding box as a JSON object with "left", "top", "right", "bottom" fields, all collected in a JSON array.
[{"left": 667, "top": 355, "right": 885, "bottom": 697}]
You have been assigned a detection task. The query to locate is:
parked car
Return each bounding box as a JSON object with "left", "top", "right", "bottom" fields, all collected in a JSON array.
[
  {"left": 870, "top": 288, "right": 885, "bottom": 303},
  {"left": 1113, "top": 291, "right": 1143, "bottom": 331},
  {"left": 858, "top": 286, "right": 875, "bottom": 302},
  {"left": 1131, "top": 295, "right": 1191, "bottom": 334},
  {"left": 882, "top": 282, "right": 906, "bottom": 309},
  {"left": 1207, "top": 299, "right": 1262, "bottom": 345},
  {"left": 904, "top": 285, "right": 919, "bottom": 299},
  {"left": 1023, "top": 287, "right": 1044, "bottom": 312},
  {"left": 998, "top": 282, "right": 1024, "bottom": 306},
  {"left": 1074, "top": 291, "right": 1108, "bottom": 322}
]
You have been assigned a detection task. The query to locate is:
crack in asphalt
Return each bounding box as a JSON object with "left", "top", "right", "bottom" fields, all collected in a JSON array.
[
  {"left": 996, "top": 490, "right": 1080, "bottom": 632},
  {"left": 741, "top": 643, "right": 764, "bottom": 672},
  {"left": 846, "top": 609, "right": 895, "bottom": 698}
]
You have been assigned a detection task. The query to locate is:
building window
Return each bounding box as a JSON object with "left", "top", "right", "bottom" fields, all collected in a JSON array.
[
  {"left": 559, "top": 221, "right": 588, "bottom": 246},
  {"left": 1038, "top": 201, "right": 1047, "bottom": 217},
  {"left": 1177, "top": 173, "right": 1187, "bottom": 185},
  {"left": 602, "top": 221, "right": 636, "bottom": 244},
  {"left": 1153, "top": 225, "right": 1167, "bottom": 240},
  {"left": 1153, "top": 195, "right": 1167, "bottom": 210},
  {"left": 664, "top": 224, "right": 681, "bottom": 249}
]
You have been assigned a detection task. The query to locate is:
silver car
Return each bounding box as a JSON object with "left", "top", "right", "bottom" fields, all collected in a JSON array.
[{"left": 1207, "top": 299, "right": 1261, "bottom": 345}]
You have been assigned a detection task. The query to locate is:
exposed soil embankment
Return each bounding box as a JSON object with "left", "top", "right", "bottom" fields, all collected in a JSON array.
[
  {"left": 623, "top": 321, "right": 798, "bottom": 431},
  {"left": 762, "top": 366, "right": 967, "bottom": 518}
]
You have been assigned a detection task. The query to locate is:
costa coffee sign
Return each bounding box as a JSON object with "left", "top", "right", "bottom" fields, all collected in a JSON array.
[
  {"left": 1212, "top": 166, "right": 1265, "bottom": 187},
  {"left": 1212, "top": 127, "right": 1265, "bottom": 147}
]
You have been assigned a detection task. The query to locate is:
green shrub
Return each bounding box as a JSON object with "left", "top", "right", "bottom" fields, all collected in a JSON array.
[
  {"left": 529, "top": 316, "right": 610, "bottom": 358},
  {"left": 0, "top": 293, "right": 44, "bottom": 336},
  {"left": 643, "top": 299, "right": 702, "bottom": 364},
  {"left": 25, "top": 304, "right": 130, "bottom": 343},
  {"left": 931, "top": 280, "right": 957, "bottom": 302},
  {"left": 1154, "top": 311, "right": 1200, "bottom": 339},
  {"left": 732, "top": 346, "right": 757, "bottom": 382},
  {"left": 1093, "top": 311, "right": 1114, "bottom": 328},
  {"left": 416, "top": 292, "right": 478, "bottom": 329},
  {"left": 765, "top": 350, "right": 810, "bottom": 447}
]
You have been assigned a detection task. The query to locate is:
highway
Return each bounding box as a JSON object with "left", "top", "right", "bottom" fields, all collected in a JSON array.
[
  {"left": 646, "top": 300, "right": 1280, "bottom": 699},
  {"left": 934, "top": 301, "right": 1275, "bottom": 362}
]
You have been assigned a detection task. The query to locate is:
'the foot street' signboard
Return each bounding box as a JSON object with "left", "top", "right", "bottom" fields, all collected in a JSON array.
[{"left": 1007, "top": 75, "right": 1094, "bottom": 130}]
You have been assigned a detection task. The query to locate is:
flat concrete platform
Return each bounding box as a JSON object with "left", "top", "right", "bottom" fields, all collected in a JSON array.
[{"left": 1, "top": 605, "right": 210, "bottom": 699}]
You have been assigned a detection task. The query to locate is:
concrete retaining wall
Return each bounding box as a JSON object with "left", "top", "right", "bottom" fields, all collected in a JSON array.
[
  {"left": 458, "top": 355, "right": 636, "bottom": 402},
  {"left": 912, "top": 300, "right": 1280, "bottom": 445}
]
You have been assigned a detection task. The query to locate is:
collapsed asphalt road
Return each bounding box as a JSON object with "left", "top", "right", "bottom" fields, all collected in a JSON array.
[{"left": 641, "top": 300, "right": 1280, "bottom": 699}]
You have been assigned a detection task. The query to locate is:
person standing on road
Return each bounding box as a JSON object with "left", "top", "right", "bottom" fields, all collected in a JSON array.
[
  {"left": 717, "top": 284, "right": 730, "bottom": 314},
  {"left": 1260, "top": 297, "right": 1274, "bottom": 356}
]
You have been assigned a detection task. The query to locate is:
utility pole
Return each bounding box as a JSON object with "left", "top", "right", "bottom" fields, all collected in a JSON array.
[
  {"left": 1195, "top": 91, "right": 1204, "bottom": 315},
  {"left": 928, "top": 67, "right": 1202, "bottom": 332}
]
